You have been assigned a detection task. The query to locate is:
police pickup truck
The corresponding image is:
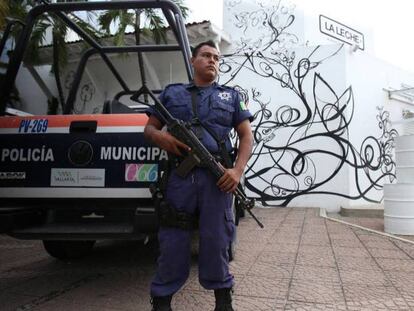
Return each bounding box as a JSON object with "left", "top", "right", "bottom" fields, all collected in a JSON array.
[{"left": 0, "top": 0, "right": 238, "bottom": 260}]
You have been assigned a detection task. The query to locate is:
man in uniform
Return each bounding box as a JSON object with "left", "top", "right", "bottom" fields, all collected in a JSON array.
[{"left": 144, "top": 40, "right": 253, "bottom": 311}]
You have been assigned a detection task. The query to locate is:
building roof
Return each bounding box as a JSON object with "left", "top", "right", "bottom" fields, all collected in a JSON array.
[{"left": 37, "top": 20, "right": 231, "bottom": 64}]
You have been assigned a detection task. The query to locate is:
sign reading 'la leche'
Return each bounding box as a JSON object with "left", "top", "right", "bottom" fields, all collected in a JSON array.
[{"left": 319, "top": 15, "right": 365, "bottom": 51}]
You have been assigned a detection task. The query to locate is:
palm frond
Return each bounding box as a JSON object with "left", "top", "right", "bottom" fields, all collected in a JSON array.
[
  {"left": 172, "top": 0, "right": 189, "bottom": 19},
  {"left": 25, "top": 19, "right": 51, "bottom": 65},
  {"left": 0, "top": 2, "right": 10, "bottom": 30},
  {"left": 98, "top": 9, "right": 122, "bottom": 34}
]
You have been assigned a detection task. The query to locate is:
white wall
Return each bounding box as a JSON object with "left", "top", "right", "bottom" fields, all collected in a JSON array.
[{"left": 222, "top": 0, "right": 414, "bottom": 211}]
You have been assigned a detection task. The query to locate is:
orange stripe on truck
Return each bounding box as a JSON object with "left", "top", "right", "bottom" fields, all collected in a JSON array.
[{"left": 0, "top": 114, "right": 149, "bottom": 128}]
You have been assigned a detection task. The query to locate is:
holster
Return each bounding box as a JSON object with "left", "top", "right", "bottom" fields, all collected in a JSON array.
[
  {"left": 149, "top": 160, "right": 198, "bottom": 231},
  {"left": 158, "top": 201, "right": 198, "bottom": 231}
]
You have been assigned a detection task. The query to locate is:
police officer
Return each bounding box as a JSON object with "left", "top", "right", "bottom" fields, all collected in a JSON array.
[{"left": 144, "top": 40, "right": 253, "bottom": 311}]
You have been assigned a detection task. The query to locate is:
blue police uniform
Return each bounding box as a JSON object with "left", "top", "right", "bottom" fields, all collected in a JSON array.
[{"left": 146, "top": 82, "right": 253, "bottom": 297}]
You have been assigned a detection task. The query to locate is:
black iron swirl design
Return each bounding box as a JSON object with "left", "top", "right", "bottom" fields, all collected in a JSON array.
[{"left": 222, "top": 1, "right": 397, "bottom": 206}]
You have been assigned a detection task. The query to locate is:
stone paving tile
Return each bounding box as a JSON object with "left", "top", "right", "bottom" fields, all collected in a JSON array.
[
  {"left": 8, "top": 270, "right": 94, "bottom": 297},
  {"left": 264, "top": 242, "right": 299, "bottom": 254},
  {"left": 1, "top": 289, "right": 38, "bottom": 311},
  {"left": 30, "top": 277, "right": 150, "bottom": 311},
  {"left": 344, "top": 284, "right": 410, "bottom": 310},
  {"left": 233, "top": 295, "right": 285, "bottom": 311},
  {"left": 296, "top": 251, "right": 336, "bottom": 267},
  {"left": 335, "top": 256, "right": 381, "bottom": 272},
  {"left": 229, "top": 258, "right": 256, "bottom": 275},
  {"left": 238, "top": 230, "right": 271, "bottom": 241},
  {"left": 302, "top": 222, "right": 327, "bottom": 230},
  {"left": 298, "top": 245, "right": 334, "bottom": 257},
  {"left": 325, "top": 222, "right": 353, "bottom": 233},
  {"left": 237, "top": 242, "right": 266, "bottom": 256},
  {"left": 184, "top": 272, "right": 245, "bottom": 292},
  {"left": 399, "top": 291, "right": 414, "bottom": 309},
  {"left": 292, "top": 265, "right": 340, "bottom": 283},
  {"left": 301, "top": 235, "right": 331, "bottom": 247},
  {"left": 236, "top": 275, "right": 290, "bottom": 299},
  {"left": 303, "top": 217, "right": 326, "bottom": 224},
  {"left": 0, "top": 268, "right": 46, "bottom": 291},
  {"left": 33, "top": 300, "right": 127, "bottom": 311},
  {"left": 273, "top": 229, "right": 302, "bottom": 237},
  {"left": 172, "top": 289, "right": 215, "bottom": 311},
  {"left": 288, "top": 279, "right": 345, "bottom": 305},
  {"left": 339, "top": 268, "right": 391, "bottom": 286},
  {"left": 247, "top": 262, "right": 294, "bottom": 279},
  {"left": 284, "top": 301, "right": 347, "bottom": 310},
  {"left": 256, "top": 250, "right": 297, "bottom": 266},
  {"left": 278, "top": 222, "right": 303, "bottom": 229},
  {"left": 270, "top": 235, "right": 301, "bottom": 246},
  {"left": 233, "top": 245, "right": 262, "bottom": 260},
  {"left": 332, "top": 246, "right": 371, "bottom": 258},
  {"left": 385, "top": 271, "right": 414, "bottom": 290},
  {"left": 356, "top": 232, "right": 393, "bottom": 243},
  {"left": 367, "top": 247, "right": 411, "bottom": 259},
  {"left": 376, "top": 258, "right": 414, "bottom": 272},
  {"left": 393, "top": 240, "right": 414, "bottom": 258},
  {"left": 362, "top": 239, "right": 402, "bottom": 250},
  {"left": 329, "top": 238, "right": 363, "bottom": 248},
  {"left": 329, "top": 231, "right": 358, "bottom": 239}
]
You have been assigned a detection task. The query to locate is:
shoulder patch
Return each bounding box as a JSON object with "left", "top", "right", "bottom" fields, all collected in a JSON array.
[{"left": 239, "top": 100, "right": 248, "bottom": 111}]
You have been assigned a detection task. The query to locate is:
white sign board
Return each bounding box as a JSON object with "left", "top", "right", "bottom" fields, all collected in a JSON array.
[{"left": 319, "top": 15, "right": 364, "bottom": 50}]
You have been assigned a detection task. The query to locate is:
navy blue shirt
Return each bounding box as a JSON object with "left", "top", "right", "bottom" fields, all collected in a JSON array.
[{"left": 146, "top": 82, "right": 253, "bottom": 153}]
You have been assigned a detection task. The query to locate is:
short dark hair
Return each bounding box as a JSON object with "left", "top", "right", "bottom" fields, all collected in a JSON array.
[{"left": 192, "top": 40, "right": 218, "bottom": 57}]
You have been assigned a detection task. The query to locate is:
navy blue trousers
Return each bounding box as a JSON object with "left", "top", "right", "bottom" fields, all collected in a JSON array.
[{"left": 150, "top": 167, "right": 235, "bottom": 296}]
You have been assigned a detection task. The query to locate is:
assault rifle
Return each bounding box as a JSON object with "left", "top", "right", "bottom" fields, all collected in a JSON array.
[{"left": 131, "top": 86, "right": 264, "bottom": 228}]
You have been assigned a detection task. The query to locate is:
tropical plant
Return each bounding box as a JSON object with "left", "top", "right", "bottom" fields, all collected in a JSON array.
[
  {"left": 0, "top": 0, "right": 102, "bottom": 113},
  {"left": 0, "top": 1, "right": 10, "bottom": 30},
  {"left": 98, "top": 1, "right": 189, "bottom": 98}
]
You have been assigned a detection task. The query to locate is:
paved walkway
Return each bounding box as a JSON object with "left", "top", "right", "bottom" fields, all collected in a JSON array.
[
  {"left": 219, "top": 207, "right": 414, "bottom": 310},
  {"left": 2, "top": 207, "right": 414, "bottom": 310}
]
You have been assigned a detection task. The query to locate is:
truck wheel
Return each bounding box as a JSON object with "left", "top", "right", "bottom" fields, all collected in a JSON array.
[{"left": 43, "top": 240, "right": 96, "bottom": 260}]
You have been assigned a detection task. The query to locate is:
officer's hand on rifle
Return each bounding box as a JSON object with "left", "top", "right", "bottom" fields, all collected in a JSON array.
[
  {"left": 156, "top": 131, "right": 191, "bottom": 156},
  {"left": 217, "top": 166, "right": 243, "bottom": 193},
  {"left": 144, "top": 115, "right": 191, "bottom": 156}
]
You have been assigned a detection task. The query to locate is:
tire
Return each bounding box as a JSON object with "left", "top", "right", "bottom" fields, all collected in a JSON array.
[{"left": 43, "top": 240, "right": 96, "bottom": 260}]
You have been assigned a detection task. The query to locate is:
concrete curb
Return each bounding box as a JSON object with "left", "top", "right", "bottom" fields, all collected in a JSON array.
[{"left": 319, "top": 207, "right": 414, "bottom": 245}]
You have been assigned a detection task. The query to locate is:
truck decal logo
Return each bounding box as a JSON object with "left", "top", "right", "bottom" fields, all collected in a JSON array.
[
  {"left": 1, "top": 146, "right": 54, "bottom": 162},
  {"left": 100, "top": 146, "right": 168, "bottom": 161},
  {"left": 125, "top": 164, "right": 158, "bottom": 182},
  {"left": 51, "top": 169, "right": 105, "bottom": 187},
  {"left": 0, "top": 172, "right": 26, "bottom": 179}
]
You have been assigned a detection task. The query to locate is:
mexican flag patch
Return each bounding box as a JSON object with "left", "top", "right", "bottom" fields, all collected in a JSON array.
[{"left": 239, "top": 101, "right": 248, "bottom": 111}]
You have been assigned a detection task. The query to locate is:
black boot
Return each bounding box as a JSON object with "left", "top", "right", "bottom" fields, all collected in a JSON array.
[
  {"left": 150, "top": 295, "right": 172, "bottom": 311},
  {"left": 214, "top": 288, "right": 234, "bottom": 311}
]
